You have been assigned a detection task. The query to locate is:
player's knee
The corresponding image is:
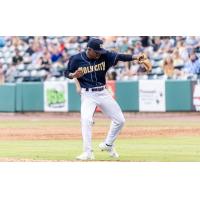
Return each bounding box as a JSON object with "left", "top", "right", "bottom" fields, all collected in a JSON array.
[
  {"left": 119, "top": 116, "right": 125, "bottom": 126},
  {"left": 81, "top": 117, "right": 94, "bottom": 126},
  {"left": 115, "top": 116, "right": 125, "bottom": 127}
]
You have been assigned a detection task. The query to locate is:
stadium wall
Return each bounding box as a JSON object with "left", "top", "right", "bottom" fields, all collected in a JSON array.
[
  {"left": 116, "top": 81, "right": 139, "bottom": 111},
  {"left": 0, "top": 80, "right": 198, "bottom": 112},
  {"left": 0, "top": 84, "right": 15, "bottom": 112},
  {"left": 165, "top": 80, "right": 194, "bottom": 111}
]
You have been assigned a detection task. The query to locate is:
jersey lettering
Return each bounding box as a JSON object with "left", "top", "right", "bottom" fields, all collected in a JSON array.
[{"left": 79, "top": 61, "right": 105, "bottom": 75}]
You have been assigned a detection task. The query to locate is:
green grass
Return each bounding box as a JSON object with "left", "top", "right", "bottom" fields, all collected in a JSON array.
[
  {"left": 0, "top": 137, "right": 200, "bottom": 161},
  {"left": 0, "top": 119, "right": 200, "bottom": 128},
  {"left": 1, "top": 117, "right": 200, "bottom": 161}
]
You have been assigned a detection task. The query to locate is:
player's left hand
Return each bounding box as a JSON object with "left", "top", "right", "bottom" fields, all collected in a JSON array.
[{"left": 137, "top": 53, "right": 152, "bottom": 73}]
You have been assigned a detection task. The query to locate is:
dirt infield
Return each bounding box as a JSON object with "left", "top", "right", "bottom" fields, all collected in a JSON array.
[{"left": 0, "top": 112, "right": 200, "bottom": 140}]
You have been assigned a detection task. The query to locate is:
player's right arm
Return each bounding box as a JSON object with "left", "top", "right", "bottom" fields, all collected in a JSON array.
[
  {"left": 64, "top": 56, "right": 83, "bottom": 79},
  {"left": 68, "top": 69, "right": 83, "bottom": 79}
]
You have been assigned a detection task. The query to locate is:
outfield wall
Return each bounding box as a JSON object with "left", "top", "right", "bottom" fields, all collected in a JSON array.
[{"left": 0, "top": 80, "right": 199, "bottom": 112}]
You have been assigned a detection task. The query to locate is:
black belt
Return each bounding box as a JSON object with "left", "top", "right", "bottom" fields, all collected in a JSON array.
[{"left": 85, "top": 86, "right": 105, "bottom": 92}]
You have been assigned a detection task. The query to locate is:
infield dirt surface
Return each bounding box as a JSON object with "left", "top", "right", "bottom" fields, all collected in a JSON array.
[{"left": 0, "top": 112, "right": 200, "bottom": 140}]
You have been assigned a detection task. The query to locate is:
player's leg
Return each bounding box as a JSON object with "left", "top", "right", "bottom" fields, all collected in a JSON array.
[
  {"left": 98, "top": 90, "right": 125, "bottom": 157},
  {"left": 101, "top": 102, "right": 125, "bottom": 146},
  {"left": 76, "top": 93, "right": 96, "bottom": 160}
]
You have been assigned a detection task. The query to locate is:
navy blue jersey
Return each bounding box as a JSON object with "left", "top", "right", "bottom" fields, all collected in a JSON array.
[{"left": 65, "top": 51, "right": 132, "bottom": 88}]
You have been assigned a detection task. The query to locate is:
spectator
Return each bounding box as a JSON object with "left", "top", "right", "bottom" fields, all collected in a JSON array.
[
  {"left": 134, "top": 41, "right": 144, "bottom": 55},
  {"left": 172, "top": 49, "right": 184, "bottom": 66},
  {"left": 61, "top": 50, "right": 70, "bottom": 66},
  {"left": 11, "top": 36, "right": 22, "bottom": 48},
  {"left": 31, "top": 42, "right": 44, "bottom": 66},
  {"left": 161, "top": 56, "right": 174, "bottom": 78},
  {"left": 50, "top": 45, "right": 62, "bottom": 63},
  {"left": 12, "top": 49, "right": 23, "bottom": 65},
  {"left": 152, "top": 37, "right": 162, "bottom": 52},
  {"left": 119, "top": 37, "right": 129, "bottom": 53},
  {"left": 5, "top": 64, "right": 18, "bottom": 83},
  {"left": 140, "top": 36, "right": 150, "bottom": 47},
  {"left": 107, "top": 70, "right": 117, "bottom": 80},
  {"left": 185, "top": 36, "right": 200, "bottom": 48},
  {"left": 40, "top": 51, "right": 51, "bottom": 68},
  {"left": 160, "top": 36, "right": 175, "bottom": 53},
  {"left": 176, "top": 40, "right": 189, "bottom": 62},
  {"left": 26, "top": 41, "right": 35, "bottom": 56},
  {"left": 183, "top": 51, "right": 200, "bottom": 75},
  {"left": 118, "top": 62, "right": 138, "bottom": 80},
  {"left": 185, "top": 36, "right": 200, "bottom": 55},
  {"left": 77, "top": 36, "right": 90, "bottom": 43}
]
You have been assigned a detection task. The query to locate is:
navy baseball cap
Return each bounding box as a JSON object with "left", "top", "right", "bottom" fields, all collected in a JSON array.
[{"left": 87, "top": 38, "right": 107, "bottom": 54}]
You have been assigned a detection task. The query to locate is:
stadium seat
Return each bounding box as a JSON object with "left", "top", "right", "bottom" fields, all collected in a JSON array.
[{"left": 174, "top": 65, "right": 184, "bottom": 70}]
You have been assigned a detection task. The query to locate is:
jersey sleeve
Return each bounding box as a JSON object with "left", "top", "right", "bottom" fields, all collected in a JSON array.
[
  {"left": 106, "top": 51, "right": 133, "bottom": 66},
  {"left": 64, "top": 56, "right": 78, "bottom": 79},
  {"left": 105, "top": 51, "right": 119, "bottom": 66}
]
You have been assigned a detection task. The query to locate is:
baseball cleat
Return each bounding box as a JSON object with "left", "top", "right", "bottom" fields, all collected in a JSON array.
[
  {"left": 76, "top": 152, "right": 95, "bottom": 161},
  {"left": 99, "top": 143, "right": 119, "bottom": 158}
]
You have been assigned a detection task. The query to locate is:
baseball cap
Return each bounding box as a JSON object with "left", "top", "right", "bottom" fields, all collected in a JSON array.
[{"left": 87, "top": 38, "right": 107, "bottom": 54}]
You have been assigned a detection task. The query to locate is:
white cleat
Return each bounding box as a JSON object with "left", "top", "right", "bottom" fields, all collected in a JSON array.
[
  {"left": 76, "top": 152, "right": 95, "bottom": 161},
  {"left": 99, "top": 143, "right": 119, "bottom": 158}
]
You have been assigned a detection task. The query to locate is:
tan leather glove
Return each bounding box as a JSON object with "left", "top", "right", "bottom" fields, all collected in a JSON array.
[{"left": 137, "top": 53, "right": 152, "bottom": 73}]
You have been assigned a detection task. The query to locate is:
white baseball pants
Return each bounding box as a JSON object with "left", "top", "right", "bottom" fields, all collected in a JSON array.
[{"left": 80, "top": 87, "right": 125, "bottom": 154}]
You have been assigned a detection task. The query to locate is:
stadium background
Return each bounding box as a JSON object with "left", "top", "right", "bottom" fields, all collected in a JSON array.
[{"left": 0, "top": 36, "right": 200, "bottom": 161}]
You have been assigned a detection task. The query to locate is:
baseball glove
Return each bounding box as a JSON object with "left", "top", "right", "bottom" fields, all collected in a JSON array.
[{"left": 137, "top": 53, "right": 152, "bottom": 73}]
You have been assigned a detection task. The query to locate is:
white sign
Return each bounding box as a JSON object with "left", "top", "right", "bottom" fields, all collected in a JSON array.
[
  {"left": 193, "top": 84, "right": 200, "bottom": 111},
  {"left": 44, "top": 81, "right": 68, "bottom": 112},
  {"left": 139, "top": 80, "right": 166, "bottom": 112}
]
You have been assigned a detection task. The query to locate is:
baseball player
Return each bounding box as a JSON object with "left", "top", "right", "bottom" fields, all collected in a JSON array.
[{"left": 65, "top": 38, "right": 151, "bottom": 160}]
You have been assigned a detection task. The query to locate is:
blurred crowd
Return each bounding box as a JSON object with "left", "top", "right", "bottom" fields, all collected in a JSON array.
[{"left": 0, "top": 36, "right": 200, "bottom": 84}]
